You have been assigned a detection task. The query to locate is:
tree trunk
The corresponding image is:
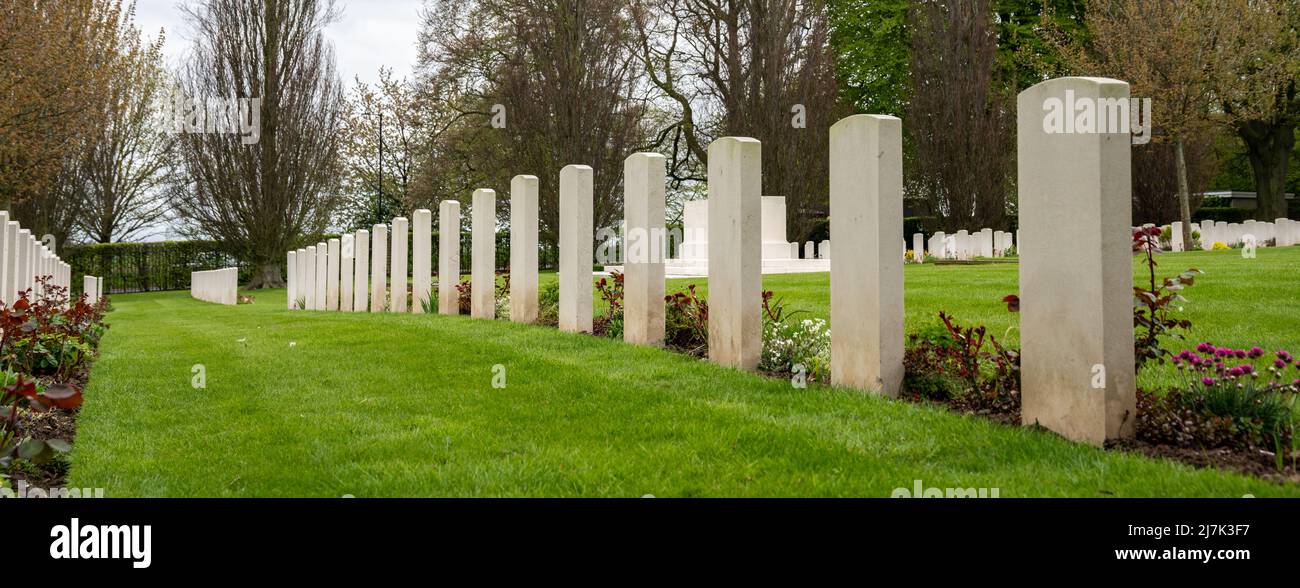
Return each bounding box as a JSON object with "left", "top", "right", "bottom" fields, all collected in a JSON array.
[
  {"left": 1238, "top": 120, "right": 1295, "bottom": 221},
  {"left": 1174, "top": 136, "right": 1193, "bottom": 251},
  {"left": 247, "top": 262, "right": 284, "bottom": 289}
]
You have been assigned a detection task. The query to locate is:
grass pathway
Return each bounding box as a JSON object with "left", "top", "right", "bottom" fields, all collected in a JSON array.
[{"left": 68, "top": 249, "right": 1300, "bottom": 496}]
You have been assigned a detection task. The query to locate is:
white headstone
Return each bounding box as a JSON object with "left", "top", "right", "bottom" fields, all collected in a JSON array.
[
  {"left": 510, "top": 175, "right": 539, "bottom": 323},
  {"left": 471, "top": 189, "right": 496, "bottom": 319},
  {"left": 830, "top": 115, "right": 904, "bottom": 396},
  {"left": 707, "top": 137, "right": 762, "bottom": 369},
  {"left": 1017, "top": 76, "right": 1136, "bottom": 445},
  {"left": 353, "top": 230, "right": 370, "bottom": 312},
  {"left": 391, "top": 217, "right": 408, "bottom": 313},
  {"left": 624, "top": 152, "right": 666, "bottom": 346},
  {"left": 412, "top": 209, "right": 432, "bottom": 313},
  {"left": 559, "top": 165, "right": 594, "bottom": 333},
  {"left": 438, "top": 201, "right": 460, "bottom": 315}
]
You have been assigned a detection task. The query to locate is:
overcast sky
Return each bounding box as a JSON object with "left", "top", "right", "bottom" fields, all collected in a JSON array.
[{"left": 133, "top": 0, "right": 425, "bottom": 87}]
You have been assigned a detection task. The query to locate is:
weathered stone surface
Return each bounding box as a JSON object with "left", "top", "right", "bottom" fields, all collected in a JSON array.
[
  {"left": 439, "top": 200, "right": 460, "bottom": 315},
  {"left": 390, "top": 217, "right": 408, "bottom": 313},
  {"left": 830, "top": 115, "right": 904, "bottom": 396},
  {"left": 559, "top": 165, "right": 594, "bottom": 333},
  {"left": 326, "top": 238, "right": 341, "bottom": 311},
  {"left": 340, "top": 235, "right": 355, "bottom": 312},
  {"left": 707, "top": 137, "right": 762, "bottom": 369},
  {"left": 353, "top": 230, "right": 370, "bottom": 312},
  {"left": 412, "top": 209, "right": 432, "bottom": 313},
  {"left": 471, "top": 189, "right": 496, "bottom": 319},
  {"left": 371, "top": 226, "right": 388, "bottom": 312},
  {"left": 624, "top": 152, "right": 667, "bottom": 346},
  {"left": 1017, "top": 77, "right": 1136, "bottom": 445},
  {"left": 510, "top": 175, "right": 539, "bottom": 323}
]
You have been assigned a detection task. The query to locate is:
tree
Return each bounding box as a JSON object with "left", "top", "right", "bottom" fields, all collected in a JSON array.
[
  {"left": 632, "top": 0, "right": 848, "bottom": 242},
  {"left": 1060, "top": 0, "right": 1220, "bottom": 250},
  {"left": 907, "top": 0, "right": 1014, "bottom": 231},
  {"left": 1, "top": 0, "right": 126, "bottom": 227},
  {"left": 1214, "top": 0, "right": 1299, "bottom": 221},
  {"left": 417, "top": 0, "right": 652, "bottom": 255},
  {"left": 74, "top": 22, "right": 172, "bottom": 243},
  {"left": 829, "top": 0, "right": 911, "bottom": 116},
  {"left": 171, "top": 0, "right": 345, "bottom": 288},
  {"left": 338, "top": 69, "right": 429, "bottom": 231}
]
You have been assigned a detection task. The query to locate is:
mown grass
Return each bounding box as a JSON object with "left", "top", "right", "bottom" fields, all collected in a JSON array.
[{"left": 68, "top": 247, "right": 1300, "bottom": 497}]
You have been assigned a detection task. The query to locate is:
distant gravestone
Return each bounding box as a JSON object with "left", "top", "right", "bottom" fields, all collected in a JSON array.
[
  {"left": 353, "top": 230, "right": 369, "bottom": 312},
  {"left": 370, "top": 226, "right": 387, "bottom": 312},
  {"left": 287, "top": 251, "right": 297, "bottom": 310},
  {"left": 438, "top": 201, "right": 460, "bottom": 315},
  {"left": 510, "top": 175, "right": 540, "bottom": 323},
  {"left": 340, "top": 234, "right": 355, "bottom": 312},
  {"left": 559, "top": 165, "right": 594, "bottom": 333},
  {"left": 412, "top": 210, "right": 432, "bottom": 313},
  {"left": 314, "top": 242, "right": 327, "bottom": 311},
  {"left": 471, "top": 189, "right": 496, "bottom": 319},
  {"left": 326, "top": 238, "right": 341, "bottom": 311},
  {"left": 390, "top": 217, "right": 408, "bottom": 313}
]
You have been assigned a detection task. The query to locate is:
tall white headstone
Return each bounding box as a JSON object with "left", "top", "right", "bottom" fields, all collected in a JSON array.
[
  {"left": 559, "top": 165, "right": 594, "bottom": 333},
  {"left": 1017, "top": 76, "right": 1135, "bottom": 445},
  {"left": 371, "top": 225, "right": 388, "bottom": 312},
  {"left": 830, "top": 115, "right": 904, "bottom": 396},
  {"left": 412, "top": 209, "right": 432, "bottom": 313},
  {"left": 510, "top": 175, "right": 539, "bottom": 323},
  {"left": 353, "top": 230, "right": 370, "bottom": 312},
  {"left": 439, "top": 201, "right": 461, "bottom": 315},
  {"left": 391, "top": 217, "right": 408, "bottom": 313},
  {"left": 707, "top": 137, "right": 762, "bottom": 369},
  {"left": 326, "top": 238, "right": 341, "bottom": 311},
  {"left": 340, "top": 234, "right": 355, "bottom": 312},
  {"left": 471, "top": 189, "right": 496, "bottom": 319},
  {"left": 624, "top": 152, "right": 666, "bottom": 346}
]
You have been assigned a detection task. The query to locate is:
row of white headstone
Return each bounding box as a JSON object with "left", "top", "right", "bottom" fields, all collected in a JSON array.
[
  {"left": 1182, "top": 218, "right": 1299, "bottom": 250},
  {"left": 82, "top": 275, "right": 104, "bottom": 303},
  {"left": 914, "top": 228, "right": 1017, "bottom": 263},
  {"left": 798, "top": 240, "right": 832, "bottom": 260},
  {"left": 286, "top": 185, "right": 535, "bottom": 321},
  {"left": 282, "top": 76, "right": 1283, "bottom": 447},
  {"left": 191, "top": 268, "right": 239, "bottom": 305},
  {"left": 0, "top": 211, "right": 74, "bottom": 305}
]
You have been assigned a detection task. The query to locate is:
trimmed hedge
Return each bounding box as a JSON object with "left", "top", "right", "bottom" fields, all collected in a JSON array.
[{"left": 62, "top": 241, "right": 249, "bottom": 295}]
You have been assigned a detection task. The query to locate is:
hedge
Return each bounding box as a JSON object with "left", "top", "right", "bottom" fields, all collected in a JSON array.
[{"left": 62, "top": 241, "right": 249, "bottom": 295}]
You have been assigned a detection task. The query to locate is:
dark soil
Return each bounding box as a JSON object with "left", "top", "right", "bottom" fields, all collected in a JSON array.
[
  {"left": 899, "top": 388, "right": 1297, "bottom": 485},
  {"left": 5, "top": 366, "right": 89, "bottom": 491},
  {"left": 1107, "top": 438, "right": 1300, "bottom": 485}
]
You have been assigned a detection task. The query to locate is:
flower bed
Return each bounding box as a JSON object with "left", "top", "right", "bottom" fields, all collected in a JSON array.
[{"left": 1, "top": 277, "right": 110, "bottom": 494}]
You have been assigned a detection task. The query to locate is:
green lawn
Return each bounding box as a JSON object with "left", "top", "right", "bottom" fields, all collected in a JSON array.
[{"left": 68, "top": 247, "right": 1300, "bottom": 497}]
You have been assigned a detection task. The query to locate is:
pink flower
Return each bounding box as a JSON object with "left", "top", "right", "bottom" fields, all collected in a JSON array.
[{"left": 1202, "top": 377, "right": 1216, "bottom": 386}]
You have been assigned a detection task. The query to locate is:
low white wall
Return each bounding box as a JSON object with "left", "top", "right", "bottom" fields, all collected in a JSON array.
[{"left": 191, "top": 267, "right": 238, "bottom": 305}]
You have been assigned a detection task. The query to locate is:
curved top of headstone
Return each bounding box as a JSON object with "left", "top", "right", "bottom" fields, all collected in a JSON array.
[
  {"left": 626, "top": 152, "right": 666, "bottom": 163},
  {"left": 511, "top": 174, "right": 539, "bottom": 182},
  {"left": 830, "top": 113, "right": 901, "bottom": 131},
  {"left": 1022, "top": 76, "right": 1128, "bottom": 91}
]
